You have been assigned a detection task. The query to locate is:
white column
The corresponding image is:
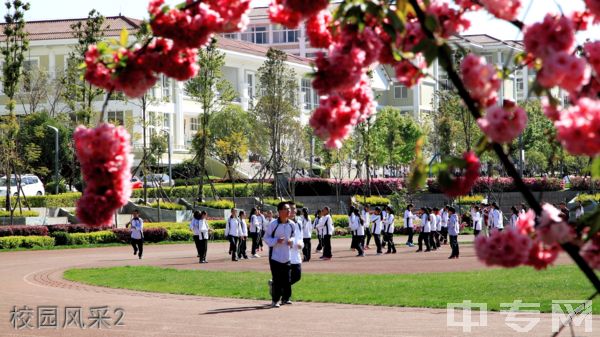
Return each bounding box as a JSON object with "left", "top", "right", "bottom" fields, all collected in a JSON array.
[
  {"left": 522, "top": 68, "right": 529, "bottom": 102},
  {"left": 173, "top": 81, "right": 184, "bottom": 149},
  {"left": 413, "top": 85, "right": 420, "bottom": 121},
  {"left": 48, "top": 49, "right": 56, "bottom": 79},
  {"left": 238, "top": 67, "right": 249, "bottom": 110},
  {"left": 497, "top": 51, "right": 504, "bottom": 103},
  {"left": 299, "top": 22, "right": 306, "bottom": 57}
]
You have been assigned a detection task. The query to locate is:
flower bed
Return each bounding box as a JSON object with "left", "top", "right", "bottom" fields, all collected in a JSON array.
[
  {"left": 570, "top": 177, "right": 600, "bottom": 191},
  {"left": 427, "top": 177, "right": 564, "bottom": 193},
  {"left": 293, "top": 178, "right": 403, "bottom": 196},
  {"left": 353, "top": 195, "right": 390, "bottom": 207},
  {"left": 131, "top": 183, "right": 272, "bottom": 199}
]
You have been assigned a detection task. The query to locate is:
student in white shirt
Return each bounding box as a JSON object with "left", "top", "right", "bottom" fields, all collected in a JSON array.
[
  {"left": 237, "top": 210, "right": 249, "bottom": 260},
  {"left": 126, "top": 209, "right": 144, "bottom": 259},
  {"left": 320, "top": 207, "right": 334, "bottom": 260},
  {"left": 403, "top": 204, "right": 416, "bottom": 247},
  {"left": 519, "top": 203, "right": 528, "bottom": 215},
  {"left": 384, "top": 206, "right": 397, "bottom": 254},
  {"left": 448, "top": 207, "right": 460, "bottom": 259},
  {"left": 381, "top": 208, "right": 388, "bottom": 250},
  {"left": 225, "top": 208, "right": 241, "bottom": 262},
  {"left": 260, "top": 210, "right": 273, "bottom": 252},
  {"left": 371, "top": 207, "right": 384, "bottom": 255},
  {"left": 362, "top": 205, "right": 372, "bottom": 249},
  {"left": 190, "top": 210, "right": 210, "bottom": 263},
  {"left": 349, "top": 206, "right": 365, "bottom": 257},
  {"left": 300, "top": 208, "right": 313, "bottom": 262},
  {"left": 575, "top": 201, "right": 585, "bottom": 219},
  {"left": 264, "top": 202, "right": 296, "bottom": 308},
  {"left": 287, "top": 202, "right": 304, "bottom": 304},
  {"left": 249, "top": 208, "right": 262, "bottom": 258},
  {"left": 472, "top": 206, "right": 482, "bottom": 237},
  {"left": 491, "top": 203, "right": 504, "bottom": 231},
  {"left": 440, "top": 205, "right": 449, "bottom": 244},
  {"left": 509, "top": 206, "right": 519, "bottom": 230},
  {"left": 429, "top": 208, "right": 438, "bottom": 250},
  {"left": 314, "top": 209, "right": 323, "bottom": 253},
  {"left": 416, "top": 207, "right": 431, "bottom": 252}
]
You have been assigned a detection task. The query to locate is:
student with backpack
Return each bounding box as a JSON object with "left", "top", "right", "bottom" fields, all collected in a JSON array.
[{"left": 190, "top": 210, "right": 209, "bottom": 263}]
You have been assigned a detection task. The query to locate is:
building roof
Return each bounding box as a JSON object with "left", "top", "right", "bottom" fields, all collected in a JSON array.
[
  {"left": 449, "top": 34, "right": 524, "bottom": 51},
  {"left": 0, "top": 15, "right": 311, "bottom": 66}
]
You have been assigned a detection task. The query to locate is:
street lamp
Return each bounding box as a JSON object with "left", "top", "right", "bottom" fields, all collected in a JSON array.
[
  {"left": 47, "top": 125, "right": 59, "bottom": 194},
  {"left": 147, "top": 125, "right": 172, "bottom": 183}
]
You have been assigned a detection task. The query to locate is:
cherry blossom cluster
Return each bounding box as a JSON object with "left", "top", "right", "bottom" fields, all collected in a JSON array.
[
  {"left": 85, "top": 0, "right": 251, "bottom": 98},
  {"left": 477, "top": 100, "right": 528, "bottom": 144},
  {"left": 475, "top": 206, "right": 575, "bottom": 270},
  {"left": 439, "top": 151, "right": 481, "bottom": 198},
  {"left": 74, "top": 124, "right": 132, "bottom": 227}
]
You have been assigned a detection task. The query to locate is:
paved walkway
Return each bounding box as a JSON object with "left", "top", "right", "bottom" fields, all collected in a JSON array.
[{"left": 0, "top": 239, "right": 595, "bottom": 336}]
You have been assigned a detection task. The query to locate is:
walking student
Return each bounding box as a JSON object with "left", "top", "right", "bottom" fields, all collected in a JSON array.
[
  {"left": 428, "top": 208, "right": 437, "bottom": 251},
  {"left": 126, "top": 209, "right": 144, "bottom": 259},
  {"left": 264, "top": 202, "right": 295, "bottom": 308},
  {"left": 371, "top": 207, "right": 383, "bottom": 255},
  {"left": 384, "top": 206, "right": 396, "bottom": 254},
  {"left": 440, "top": 205, "right": 449, "bottom": 244},
  {"left": 403, "top": 204, "right": 415, "bottom": 247},
  {"left": 300, "top": 208, "right": 313, "bottom": 262},
  {"left": 320, "top": 207, "right": 334, "bottom": 260},
  {"left": 362, "top": 205, "right": 372, "bottom": 249},
  {"left": 225, "top": 208, "right": 241, "bottom": 262},
  {"left": 287, "top": 202, "right": 304, "bottom": 304},
  {"left": 314, "top": 209, "right": 323, "bottom": 253},
  {"left": 448, "top": 207, "right": 460, "bottom": 259},
  {"left": 238, "top": 210, "right": 249, "bottom": 260},
  {"left": 349, "top": 206, "right": 365, "bottom": 257},
  {"left": 260, "top": 210, "right": 273, "bottom": 252},
  {"left": 190, "top": 210, "right": 209, "bottom": 263},
  {"left": 249, "top": 208, "right": 262, "bottom": 258},
  {"left": 416, "top": 207, "right": 431, "bottom": 252},
  {"left": 473, "top": 206, "right": 482, "bottom": 237}
]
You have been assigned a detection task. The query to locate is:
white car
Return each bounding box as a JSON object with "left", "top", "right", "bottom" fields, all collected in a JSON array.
[
  {"left": 0, "top": 174, "right": 45, "bottom": 197},
  {"left": 142, "top": 174, "right": 175, "bottom": 188}
]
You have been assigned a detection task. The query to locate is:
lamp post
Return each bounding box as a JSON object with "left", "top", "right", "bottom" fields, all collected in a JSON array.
[{"left": 47, "top": 126, "right": 59, "bottom": 194}]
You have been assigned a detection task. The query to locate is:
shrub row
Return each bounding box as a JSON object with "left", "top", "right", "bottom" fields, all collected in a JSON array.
[
  {"left": 0, "top": 224, "right": 113, "bottom": 237},
  {"left": 198, "top": 200, "right": 235, "bottom": 209},
  {"left": 0, "top": 193, "right": 81, "bottom": 208},
  {"left": 570, "top": 177, "right": 600, "bottom": 191},
  {"left": 0, "top": 210, "right": 40, "bottom": 217},
  {"left": 293, "top": 178, "right": 403, "bottom": 196},
  {"left": 131, "top": 183, "right": 272, "bottom": 199},
  {"left": 426, "top": 177, "right": 564, "bottom": 193},
  {"left": 149, "top": 201, "right": 186, "bottom": 210},
  {"left": 0, "top": 235, "right": 54, "bottom": 249},
  {"left": 353, "top": 195, "right": 390, "bottom": 207}
]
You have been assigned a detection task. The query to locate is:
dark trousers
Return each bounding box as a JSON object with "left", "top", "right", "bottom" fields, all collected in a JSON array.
[
  {"left": 250, "top": 232, "right": 259, "bottom": 255},
  {"left": 429, "top": 231, "right": 436, "bottom": 249},
  {"left": 193, "top": 235, "right": 203, "bottom": 261},
  {"left": 385, "top": 233, "right": 396, "bottom": 253},
  {"left": 406, "top": 227, "right": 414, "bottom": 244},
  {"left": 302, "top": 238, "right": 311, "bottom": 261},
  {"left": 373, "top": 233, "right": 382, "bottom": 253},
  {"left": 474, "top": 229, "right": 481, "bottom": 237},
  {"left": 237, "top": 237, "right": 247, "bottom": 258},
  {"left": 316, "top": 235, "right": 323, "bottom": 252},
  {"left": 290, "top": 263, "right": 301, "bottom": 286},
  {"left": 352, "top": 235, "right": 364, "bottom": 255},
  {"left": 433, "top": 231, "right": 441, "bottom": 248},
  {"left": 364, "top": 228, "right": 372, "bottom": 247},
  {"left": 441, "top": 227, "right": 448, "bottom": 244},
  {"left": 350, "top": 233, "right": 356, "bottom": 249},
  {"left": 322, "top": 234, "right": 332, "bottom": 258},
  {"left": 228, "top": 236, "right": 239, "bottom": 260},
  {"left": 131, "top": 238, "right": 143, "bottom": 257},
  {"left": 449, "top": 235, "right": 459, "bottom": 257},
  {"left": 418, "top": 232, "right": 430, "bottom": 251},
  {"left": 270, "top": 260, "right": 291, "bottom": 303},
  {"left": 259, "top": 230, "right": 264, "bottom": 248}
]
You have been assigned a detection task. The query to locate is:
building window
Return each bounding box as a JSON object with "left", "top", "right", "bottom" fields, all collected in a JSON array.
[
  {"left": 301, "top": 78, "right": 319, "bottom": 110},
  {"left": 394, "top": 85, "right": 408, "bottom": 99},
  {"left": 163, "top": 113, "right": 171, "bottom": 130},
  {"left": 21, "top": 58, "right": 39, "bottom": 92},
  {"left": 222, "top": 32, "right": 238, "bottom": 39},
  {"left": 481, "top": 54, "right": 494, "bottom": 64},
  {"left": 190, "top": 117, "right": 200, "bottom": 131},
  {"left": 272, "top": 25, "right": 299, "bottom": 44},
  {"left": 106, "top": 111, "right": 124, "bottom": 126},
  {"left": 246, "top": 72, "right": 255, "bottom": 100},
  {"left": 241, "top": 26, "right": 268, "bottom": 44},
  {"left": 162, "top": 75, "right": 171, "bottom": 100}
]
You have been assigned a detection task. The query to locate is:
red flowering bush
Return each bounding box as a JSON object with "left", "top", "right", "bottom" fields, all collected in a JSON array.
[
  {"left": 293, "top": 178, "right": 403, "bottom": 196},
  {"left": 427, "top": 177, "right": 564, "bottom": 193},
  {"left": 0, "top": 226, "right": 48, "bottom": 237},
  {"left": 74, "top": 124, "right": 132, "bottom": 227},
  {"left": 570, "top": 176, "right": 600, "bottom": 191},
  {"left": 436, "top": 151, "right": 481, "bottom": 197}
]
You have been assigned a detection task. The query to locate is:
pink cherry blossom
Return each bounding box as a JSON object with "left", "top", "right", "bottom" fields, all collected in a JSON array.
[
  {"left": 268, "top": 0, "right": 303, "bottom": 28},
  {"left": 306, "top": 11, "right": 334, "bottom": 49},
  {"left": 526, "top": 239, "right": 560, "bottom": 270},
  {"left": 74, "top": 124, "right": 132, "bottom": 227},
  {"left": 581, "top": 234, "right": 600, "bottom": 270},
  {"left": 440, "top": 151, "right": 481, "bottom": 197},
  {"left": 537, "top": 52, "right": 590, "bottom": 94},
  {"left": 461, "top": 53, "right": 500, "bottom": 108},
  {"left": 478, "top": 100, "right": 528, "bottom": 144},
  {"left": 523, "top": 14, "right": 575, "bottom": 60},
  {"left": 585, "top": 0, "right": 600, "bottom": 21},
  {"left": 555, "top": 98, "right": 600, "bottom": 156},
  {"left": 541, "top": 97, "right": 561, "bottom": 121},
  {"left": 475, "top": 228, "right": 533, "bottom": 268},
  {"left": 537, "top": 203, "right": 576, "bottom": 245},
  {"left": 584, "top": 41, "right": 600, "bottom": 75},
  {"left": 480, "top": 0, "right": 522, "bottom": 21},
  {"left": 516, "top": 210, "right": 536, "bottom": 235},
  {"left": 394, "top": 59, "right": 425, "bottom": 88},
  {"left": 426, "top": 1, "right": 471, "bottom": 38}
]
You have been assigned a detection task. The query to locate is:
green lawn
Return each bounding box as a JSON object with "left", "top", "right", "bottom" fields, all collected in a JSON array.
[{"left": 63, "top": 264, "right": 598, "bottom": 313}]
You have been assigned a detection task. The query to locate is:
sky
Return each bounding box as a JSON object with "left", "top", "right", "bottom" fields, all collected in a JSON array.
[{"left": 21, "top": 0, "right": 600, "bottom": 41}]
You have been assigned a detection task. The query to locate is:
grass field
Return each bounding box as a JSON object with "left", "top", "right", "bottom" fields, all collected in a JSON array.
[{"left": 63, "top": 264, "right": 599, "bottom": 313}]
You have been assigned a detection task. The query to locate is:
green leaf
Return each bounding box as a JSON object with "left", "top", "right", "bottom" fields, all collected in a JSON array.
[
  {"left": 120, "top": 27, "right": 129, "bottom": 47},
  {"left": 591, "top": 157, "right": 600, "bottom": 179}
]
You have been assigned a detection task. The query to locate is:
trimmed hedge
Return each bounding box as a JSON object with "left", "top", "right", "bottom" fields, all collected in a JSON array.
[
  {"left": 199, "top": 200, "right": 235, "bottom": 209},
  {"left": 456, "top": 195, "right": 485, "bottom": 205},
  {"left": 51, "top": 231, "right": 69, "bottom": 245},
  {"left": 131, "top": 183, "right": 272, "bottom": 199},
  {"left": 353, "top": 195, "right": 390, "bottom": 207},
  {"left": 212, "top": 228, "right": 226, "bottom": 240},
  {"left": 293, "top": 178, "right": 403, "bottom": 196},
  {"left": 46, "top": 224, "right": 112, "bottom": 234},
  {"left": 169, "top": 228, "right": 193, "bottom": 241},
  {"left": 0, "top": 225, "right": 49, "bottom": 237},
  {"left": 0, "top": 210, "right": 39, "bottom": 217},
  {"left": 67, "top": 231, "right": 118, "bottom": 245},
  {"left": 427, "top": 177, "right": 564, "bottom": 193},
  {"left": 0, "top": 193, "right": 81, "bottom": 208},
  {"left": 0, "top": 235, "right": 54, "bottom": 249},
  {"left": 149, "top": 201, "right": 186, "bottom": 211}
]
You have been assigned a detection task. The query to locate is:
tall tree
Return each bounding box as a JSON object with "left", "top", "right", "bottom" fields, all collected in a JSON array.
[
  {"left": 62, "top": 10, "right": 106, "bottom": 125},
  {"left": 0, "top": 0, "right": 30, "bottom": 222},
  {"left": 251, "top": 48, "right": 300, "bottom": 197},
  {"left": 185, "top": 38, "right": 236, "bottom": 202}
]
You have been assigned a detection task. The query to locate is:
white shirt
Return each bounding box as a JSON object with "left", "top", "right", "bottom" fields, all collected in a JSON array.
[
  {"left": 189, "top": 218, "right": 209, "bottom": 239},
  {"left": 492, "top": 209, "right": 504, "bottom": 229},
  {"left": 261, "top": 215, "right": 270, "bottom": 232},
  {"left": 239, "top": 219, "right": 248, "bottom": 237},
  {"left": 362, "top": 210, "right": 372, "bottom": 231},
  {"left": 321, "top": 214, "right": 334, "bottom": 236},
  {"left": 264, "top": 219, "right": 295, "bottom": 264},
  {"left": 473, "top": 212, "right": 482, "bottom": 230},
  {"left": 385, "top": 213, "right": 395, "bottom": 234},
  {"left": 315, "top": 216, "right": 323, "bottom": 236},
  {"left": 249, "top": 214, "right": 261, "bottom": 233},
  {"left": 421, "top": 214, "right": 430, "bottom": 233},
  {"left": 448, "top": 214, "right": 460, "bottom": 235},
  {"left": 371, "top": 214, "right": 382, "bottom": 234},
  {"left": 350, "top": 213, "right": 365, "bottom": 236},
  {"left": 301, "top": 216, "right": 313, "bottom": 238},
  {"left": 429, "top": 214, "right": 437, "bottom": 232},
  {"left": 509, "top": 214, "right": 518, "bottom": 229},
  {"left": 403, "top": 210, "right": 414, "bottom": 228},
  {"left": 225, "top": 217, "right": 240, "bottom": 237},
  {"left": 436, "top": 214, "right": 442, "bottom": 231},
  {"left": 290, "top": 220, "right": 304, "bottom": 265},
  {"left": 441, "top": 210, "right": 449, "bottom": 228},
  {"left": 575, "top": 207, "right": 584, "bottom": 219},
  {"left": 130, "top": 218, "right": 143, "bottom": 239}
]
